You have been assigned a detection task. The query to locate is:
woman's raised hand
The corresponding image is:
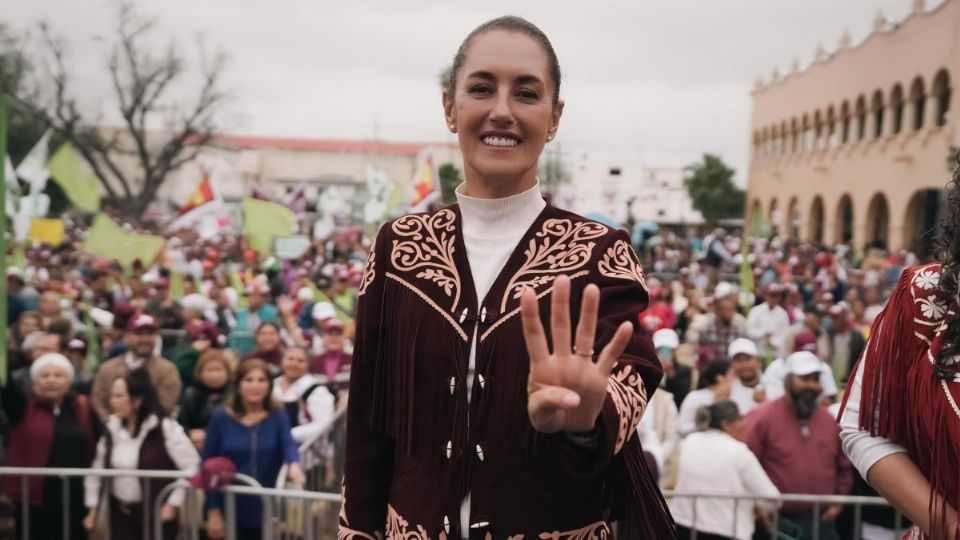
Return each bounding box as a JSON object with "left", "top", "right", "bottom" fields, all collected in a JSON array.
[{"left": 520, "top": 275, "right": 633, "bottom": 434}]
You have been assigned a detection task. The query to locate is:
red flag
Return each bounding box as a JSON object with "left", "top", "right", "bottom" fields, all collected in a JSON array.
[
  {"left": 409, "top": 154, "right": 438, "bottom": 209},
  {"left": 179, "top": 174, "right": 216, "bottom": 215}
]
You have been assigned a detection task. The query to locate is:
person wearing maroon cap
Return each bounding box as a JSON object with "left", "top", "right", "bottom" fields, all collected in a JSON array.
[
  {"left": 173, "top": 322, "right": 222, "bottom": 387},
  {"left": 777, "top": 306, "right": 830, "bottom": 364},
  {"left": 90, "top": 314, "right": 183, "bottom": 422},
  {"left": 310, "top": 318, "right": 352, "bottom": 397}
]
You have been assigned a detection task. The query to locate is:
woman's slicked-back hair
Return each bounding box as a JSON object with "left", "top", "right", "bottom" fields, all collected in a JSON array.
[{"left": 447, "top": 16, "right": 561, "bottom": 104}]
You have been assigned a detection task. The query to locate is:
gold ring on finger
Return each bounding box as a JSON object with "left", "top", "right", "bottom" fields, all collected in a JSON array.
[{"left": 573, "top": 346, "right": 594, "bottom": 357}]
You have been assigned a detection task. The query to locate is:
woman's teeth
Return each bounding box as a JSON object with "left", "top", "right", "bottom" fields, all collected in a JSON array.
[{"left": 482, "top": 136, "right": 518, "bottom": 147}]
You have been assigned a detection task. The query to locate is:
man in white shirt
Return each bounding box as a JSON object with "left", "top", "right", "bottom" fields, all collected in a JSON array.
[
  {"left": 746, "top": 284, "right": 791, "bottom": 361},
  {"left": 727, "top": 338, "right": 770, "bottom": 416}
]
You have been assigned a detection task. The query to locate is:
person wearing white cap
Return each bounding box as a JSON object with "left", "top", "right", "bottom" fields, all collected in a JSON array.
[
  {"left": 3, "top": 353, "right": 99, "bottom": 539},
  {"left": 743, "top": 351, "right": 853, "bottom": 539},
  {"left": 727, "top": 338, "right": 770, "bottom": 416},
  {"left": 746, "top": 283, "right": 790, "bottom": 361},
  {"left": 653, "top": 328, "right": 692, "bottom": 409}
]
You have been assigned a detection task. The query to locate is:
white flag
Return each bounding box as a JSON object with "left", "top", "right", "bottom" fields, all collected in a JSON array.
[
  {"left": 16, "top": 130, "right": 52, "bottom": 192},
  {"left": 4, "top": 155, "right": 16, "bottom": 189}
]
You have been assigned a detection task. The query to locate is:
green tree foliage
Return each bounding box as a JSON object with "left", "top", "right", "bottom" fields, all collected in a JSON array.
[
  {"left": 438, "top": 162, "right": 462, "bottom": 205},
  {"left": 684, "top": 154, "right": 745, "bottom": 226}
]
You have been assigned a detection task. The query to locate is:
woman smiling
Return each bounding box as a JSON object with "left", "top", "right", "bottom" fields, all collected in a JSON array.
[{"left": 340, "top": 16, "right": 674, "bottom": 539}]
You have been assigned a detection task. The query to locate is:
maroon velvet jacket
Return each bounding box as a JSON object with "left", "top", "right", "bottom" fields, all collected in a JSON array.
[{"left": 339, "top": 204, "right": 673, "bottom": 539}]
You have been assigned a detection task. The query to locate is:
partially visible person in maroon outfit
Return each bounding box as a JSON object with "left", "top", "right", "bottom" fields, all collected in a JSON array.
[
  {"left": 3, "top": 353, "right": 100, "bottom": 540},
  {"left": 744, "top": 352, "right": 852, "bottom": 539}
]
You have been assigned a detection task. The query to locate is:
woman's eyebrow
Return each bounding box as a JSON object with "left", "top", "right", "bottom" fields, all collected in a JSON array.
[{"left": 465, "top": 70, "right": 544, "bottom": 86}]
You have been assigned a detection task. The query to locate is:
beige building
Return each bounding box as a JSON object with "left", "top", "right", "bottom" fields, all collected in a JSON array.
[{"left": 746, "top": 0, "right": 959, "bottom": 254}]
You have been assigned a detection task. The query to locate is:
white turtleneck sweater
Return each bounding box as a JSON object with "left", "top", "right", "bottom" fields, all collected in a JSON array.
[{"left": 455, "top": 180, "right": 545, "bottom": 537}]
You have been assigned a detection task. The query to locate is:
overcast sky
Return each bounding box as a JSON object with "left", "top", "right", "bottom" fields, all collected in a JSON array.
[{"left": 2, "top": 0, "right": 938, "bottom": 186}]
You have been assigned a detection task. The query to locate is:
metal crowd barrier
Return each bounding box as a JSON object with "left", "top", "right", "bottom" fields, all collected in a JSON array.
[
  {"left": 0, "top": 466, "right": 262, "bottom": 540},
  {"left": 663, "top": 491, "right": 905, "bottom": 540},
  {"left": 0, "top": 466, "right": 907, "bottom": 539}
]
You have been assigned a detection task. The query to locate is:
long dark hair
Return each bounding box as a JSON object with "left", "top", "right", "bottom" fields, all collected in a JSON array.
[
  {"left": 934, "top": 160, "right": 960, "bottom": 379},
  {"left": 121, "top": 368, "right": 163, "bottom": 437},
  {"left": 698, "top": 359, "right": 731, "bottom": 389},
  {"left": 447, "top": 16, "right": 562, "bottom": 104}
]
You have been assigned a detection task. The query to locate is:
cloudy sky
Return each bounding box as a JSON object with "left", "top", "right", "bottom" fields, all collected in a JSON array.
[{"left": 2, "top": 0, "right": 938, "bottom": 186}]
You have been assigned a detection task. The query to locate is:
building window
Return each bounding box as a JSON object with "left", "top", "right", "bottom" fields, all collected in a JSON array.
[
  {"left": 791, "top": 118, "right": 799, "bottom": 153},
  {"left": 840, "top": 102, "right": 851, "bottom": 144},
  {"left": 891, "top": 84, "right": 904, "bottom": 135},
  {"left": 911, "top": 76, "right": 926, "bottom": 131},
  {"left": 813, "top": 111, "right": 823, "bottom": 151},
  {"left": 872, "top": 90, "right": 885, "bottom": 138},
  {"left": 855, "top": 95, "right": 867, "bottom": 141},
  {"left": 934, "top": 69, "right": 951, "bottom": 127},
  {"left": 826, "top": 106, "right": 836, "bottom": 148}
]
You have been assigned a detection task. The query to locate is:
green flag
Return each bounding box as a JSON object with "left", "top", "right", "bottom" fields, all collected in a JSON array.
[
  {"left": 229, "top": 262, "right": 248, "bottom": 309},
  {"left": 170, "top": 271, "right": 185, "bottom": 300},
  {"left": 739, "top": 242, "right": 754, "bottom": 295},
  {"left": 47, "top": 143, "right": 101, "bottom": 213},
  {"left": 84, "top": 213, "right": 165, "bottom": 268},
  {"left": 242, "top": 197, "right": 296, "bottom": 257}
]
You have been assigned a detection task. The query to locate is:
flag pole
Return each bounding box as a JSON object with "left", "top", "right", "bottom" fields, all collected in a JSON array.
[{"left": 0, "top": 95, "right": 9, "bottom": 386}]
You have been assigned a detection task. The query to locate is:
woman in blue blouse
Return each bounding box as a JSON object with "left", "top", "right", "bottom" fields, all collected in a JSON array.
[{"left": 202, "top": 359, "right": 305, "bottom": 540}]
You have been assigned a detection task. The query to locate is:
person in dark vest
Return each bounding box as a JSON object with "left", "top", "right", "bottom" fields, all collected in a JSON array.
[
  {"left": 178, "top": 350, "right": 233, "bottom": 451},
  {"left": 3, "top": 353, "right": 99, "bottom": 540},
  {"left": 83, "top": 368, "right": 199, "bottom": 540},
  {"left": 273, "top": 346, "right": 335, "bottom": 444},
  {"left": 702, "top": 228, "right": 733, "bottom": 292}
]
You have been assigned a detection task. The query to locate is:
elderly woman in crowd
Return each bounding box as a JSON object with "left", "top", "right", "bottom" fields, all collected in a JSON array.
[
  {"left": 84, "top": 369, "right": 199, "bottom": 540},
  {"left": 3, "top": 353, "right": 100, "bottom": 540},
  {"left": 671, "top": 401, "right": 780, "bottom": 540},
  {"left": 273, "top": 346, "right": 335, "bottom": 444}
]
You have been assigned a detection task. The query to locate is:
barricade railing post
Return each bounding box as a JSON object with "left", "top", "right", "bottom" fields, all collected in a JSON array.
[
  {"left": 771, "top": 502, "right": 780, "bottom": 539},
  {"left": 853, "top": 502, "right": 863, "bottom": 539},
  {"left": 143, "top": 477, "right": 151, "bottom": 540},
  {"left": 225, "top": 490, "right": 236, "bottom": 540},
  {"left": 62, "top": 475, "right": 70, "bottom": 540},
  {"left": 305, "top": 494, "right": 315, "bottom": 540},
  {"left": 812, "top": 500, "right": 820, "bottom": 540},
  {"left": 690, "top": 495, "right": 698, "bottom": 539},
  {"left": 20, "top": 475, "right": 28, "bottom": 540}
]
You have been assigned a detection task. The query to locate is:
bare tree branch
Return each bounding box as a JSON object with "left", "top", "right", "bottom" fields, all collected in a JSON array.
[{"left": 12, "top": 1, "right": 228, "bottom": 221}]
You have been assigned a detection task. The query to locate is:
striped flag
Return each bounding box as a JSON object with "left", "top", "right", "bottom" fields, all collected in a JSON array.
[
  {"left": 409, "top": 153, "right": 439, "bottom": 211},
  {"left": 179, "top": 174, "right": 218, "bottom": 215}
]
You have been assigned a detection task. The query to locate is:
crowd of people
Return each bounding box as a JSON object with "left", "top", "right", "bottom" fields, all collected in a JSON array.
[
  {"left": 636, "top": 229, "right": 915, "bottom": 540},
  {"left": 1, "top": 219, "right": 364, "bottom": 539},
  {"left": 0, "top": 213, "right": 916, "bottom": 539}
]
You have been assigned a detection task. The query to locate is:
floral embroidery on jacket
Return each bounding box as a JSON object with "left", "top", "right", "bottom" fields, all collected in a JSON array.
[
  {"left": 597, "top": 239, "right": 647, "bottom": 290},
  {"left": 606, "top": 364, "right": 649, "bottom": 454},
  {"left": 501, "top": 219, "right": 607, "bottom": 312},
  {"left": 358, "top": 251, "right": 377, "bottom": 297},
  {"left": 391, "top": 209, "right": 462, "bottom": 311},
  {"left": 384, "top": 504, "right": 447, "bottom": 540},
  {"left": 538, "top": 521, "right": 611, "bottom": 539}
]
